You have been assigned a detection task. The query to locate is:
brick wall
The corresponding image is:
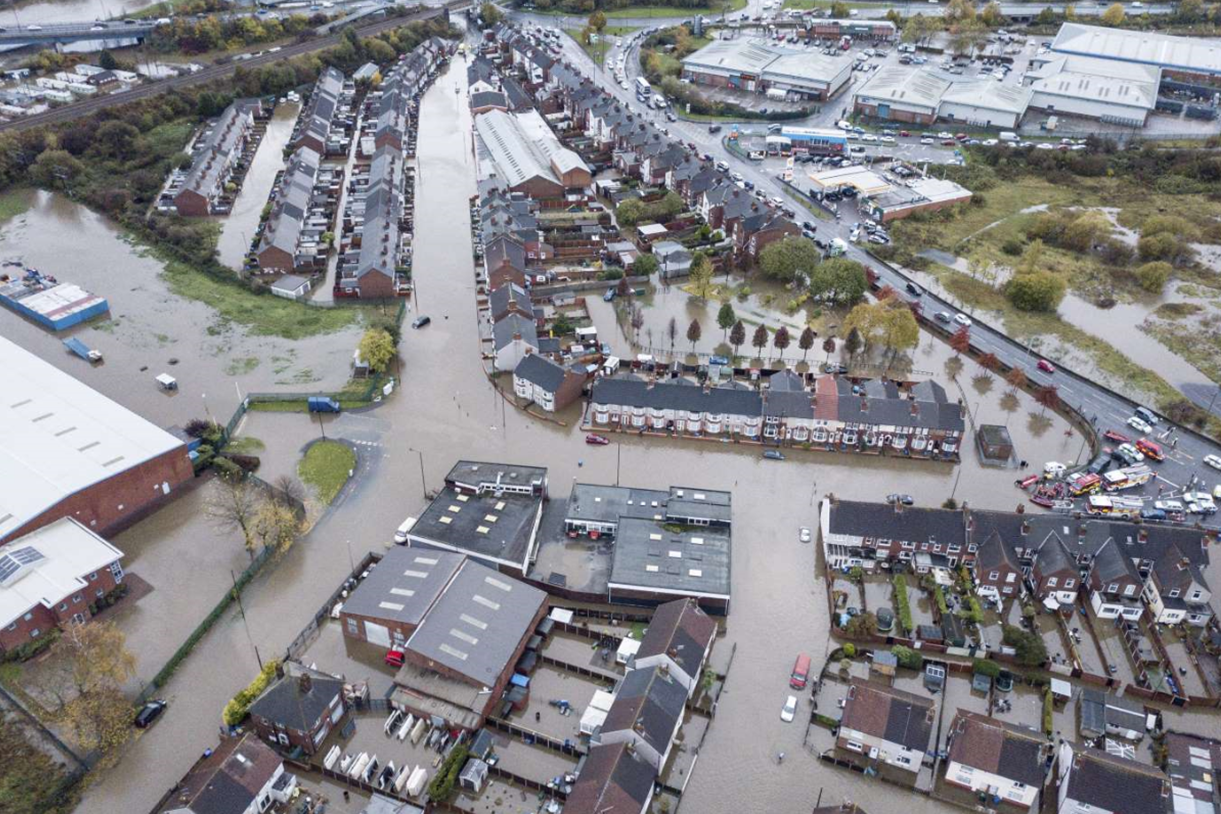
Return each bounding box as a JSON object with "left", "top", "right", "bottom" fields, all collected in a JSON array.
[
  {"left": 0, "top": 564, "right": 119, "bottom": 652},
  {"left": 3, "top": 445, "right": 193, "bottom": 544}
]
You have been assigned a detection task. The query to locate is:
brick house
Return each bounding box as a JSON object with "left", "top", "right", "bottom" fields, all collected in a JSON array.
[
  {"left": 1088, "top": 538, "right": 1145, "bottom": 621},
  {"left": 248, "top": 668, "right": 347, "bottom": 756},
  {"left": 836, "top": 681, "right": 935, "bottom": 784},
  {"left": 0, "top": 518, "right": 124, "bottom": 654},
  {"left": 1031, "top": 535, "right": 1081, "bottom": 606},
  {"left": 512, "top": 353, "right": 586, "bottom": 412},
  {"left": 944, "top": 712, "right": 1048, "bottom": 809},
  {"left": 157, "top": 732, "right": 294, "bottom": 814},
  {"left": 974, "top": 530, "right": 1023, "bottom": 602},
  {"left": 1143, "top": 543, "right": 1214, "bottom": 626}
]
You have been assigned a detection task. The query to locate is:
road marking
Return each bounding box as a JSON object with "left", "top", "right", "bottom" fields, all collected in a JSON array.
[{"left": 1157, "top": 474, "right": 1180, "bottom": 489}]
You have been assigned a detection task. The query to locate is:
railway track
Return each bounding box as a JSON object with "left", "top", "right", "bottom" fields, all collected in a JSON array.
[{"left": 0, "top": 3, "right": 463, "bottom": 134}]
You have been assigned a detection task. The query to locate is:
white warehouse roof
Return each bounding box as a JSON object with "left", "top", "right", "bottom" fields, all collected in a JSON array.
[
  {"left": 941, "top": 79, "right": 1033, "bottom": 115},
  {"left": 1052, "top": 23, "right": 1221, "bottom": 76},
  {"left": 474, "top": 108, "right": 588, "bottom": 188},
  {"left": 855, "top": 66, "right": 951, "bottom": 112},
  {"left": 1027, "top": 55, "right": 1160, "bottom": 111},
  {"left": 0, "top": 335, "right": 184, "bottom": 540}
]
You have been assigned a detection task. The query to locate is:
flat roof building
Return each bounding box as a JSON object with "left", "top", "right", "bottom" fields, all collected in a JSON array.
[
  {"left": 868, "top": 177, "right": 973, "bottom": 223},
  {"left": 0, "top": 335, "right": 192, "bottom": 543},
  {"left": 407, "top": 461, "right": 548, "bottom": 575},
  {"left": 854, "top": 66, "right": 951, "bottom": 124},
  {"left": 609, "top": 518, "right": 731, "bottom": 611},
  {"left": 338, "top": 548, "right": 465, "bottom": 647},
  {"left": 1051, "top": 22, "right": 1221, "bottom": 79}
]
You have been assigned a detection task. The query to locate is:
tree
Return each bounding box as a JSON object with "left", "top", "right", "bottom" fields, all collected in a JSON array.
[
  {"left": 830, "top": 1, "right": 850, "bottom": 17},
  {"left": 759, "top": 236, "right": 820, "bottom": 284},
  {"left": 688, "top": 252, "right": 714, "bottom": 300},
  {"left": 842, "top": 298, "right": 918, "bottom": 362},
  {"left": 1006, "top": 270, "right": 1066, "bottom": 312},
  {"left": 479, "top": 1, "right": 502, "bottom": 25},
  {"left": 1100, "top": 2, "right": 1126, "bottom": 25},
  {"left": 253, "top": 497, "right": 302, "bottom": 553},
  {"left": 589, "top": 9, "right": 607, "bottom": 32},
  {"left": 844, "top": 327, "right": 863, "bottom": 359},
  {"left": 273, "top": 474, "right": 306, "bottom": 507},
  {"left": 1003, "top": 624, "right": 1049, "bottom": 667},
  {"left": 667, "top": 316, "right": 679, "bottom": 352},
  {"left": 901, "top": 13, "right": 938, "bottom": 45},
  {"left": 980, "top": 1, "right": 1006, "bottom": 26},
  {"left": 751, "top": 324, "right": 769, "bottom": 358},
  {"left": 948, "top": 18, "right": 989, "bottom": 56},
  {"left": 1035, "top": 384, "right": 1060, "bottom": 415},
  {"left": 51, "top": 621, "right": 136, "bottom": 754},
  {"left": 207, "top": 466, "right": 259, "bottom": 559},
  {"left": 29, "top": 150, "right": 84, "bottom": 190},
  {"left": 358, "top": 328, "right": 396, "bottom": 373},
  {"left": 1035, "top": 6, "right": 1058, "bottom": 24},
  {"left": 633, "top": 253, "right": 659, "bottom": 277},
  {"left": 773, "top": 325, "right": 791, "bottom": 358},
  {"left": 843, "top": 612, "right": 877, "bottom": 638},
  {"left": 977, "top": 352, "right": 1000, "bottom": 375},
  {"left": 1006, "top": 366, "right": 1028, "bottom": 393},
  {"left": 1135, "top": 261, "right": 1172, "bottom": 293},
  {"left": 717, "top": 302, "right": 737, "bottom": 340},
  {"left": 616, "top": 198, "right": 645, "bottom": 227},
  {"left": 810, "top": 257, "right": 868, "bottom": 306},
  {"left": 686, "top": 318, "right": 702, "bottom": 353},
  {"left": 950, "top": 325, "right": 972, "bottom": 355},
  {"left": 729, "top": 320, "right": 746, "bottom": 357},
  {"left": 822, "top": 336, "right": 836, "bottom": 362},
  {"left": 945, "top": 0, "right": 976, "bottom": 23},
  {"left": 629, "top": 306, "right": 645, "bottom": 341},
  {"left": 799, "top": 326, "right": 816, "bottom": 361}
]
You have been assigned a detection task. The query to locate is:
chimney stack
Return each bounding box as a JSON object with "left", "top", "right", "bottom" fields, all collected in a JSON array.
[{"left": 298, "top": 672, "right": 312, "bottom": 695}]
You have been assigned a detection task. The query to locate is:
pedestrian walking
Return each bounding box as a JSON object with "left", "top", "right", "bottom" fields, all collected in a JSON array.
[{"left": 1172, "top": 437, "right": 1178, "bottom": 448}]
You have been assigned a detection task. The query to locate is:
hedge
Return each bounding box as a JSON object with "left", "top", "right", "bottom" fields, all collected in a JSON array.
[
  {"left": 223, "top": 658, "right": 282, "bottom": 727},
  {"left": 933, "top": 585, "right": 948, "bottom": 616},
  {"left": 1, "top": 628, "right": 59, "bottom": 663},
  {"left": 427, "top": 745, "right": 470, "bottom": 803},
  {"left": 891, "top": 645, "right": 923, "bottom": 671},
  {"left": 972, "top": 658, "right": 1001, "bottom": 679},
  {"left": 892, "top": 575, "right": 913, "bottom": 634},
  {"left": 1042, "top": 688, "right": 1054, "bottom": 736}
]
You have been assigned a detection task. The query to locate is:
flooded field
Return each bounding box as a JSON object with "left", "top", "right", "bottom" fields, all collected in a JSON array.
[
  {"left": 0, "top": 189, "right": 361, "bottom": 430},
  {"left": 48, "top": 53, "right": 1221, "bottom": 814}
]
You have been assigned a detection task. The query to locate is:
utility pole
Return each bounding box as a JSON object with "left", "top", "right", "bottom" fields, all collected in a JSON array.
[
  {"left": 231, "top": 570, "right": 262, "bottom": 670},
  {"left": 316, "top": 409, "right": 327, "bottom": 440}
]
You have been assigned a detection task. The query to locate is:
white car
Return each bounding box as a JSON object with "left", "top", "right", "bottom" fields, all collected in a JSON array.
[
  {"left": 982, "top": 139, "right": 998, "bottom": 146},
  {"left": 1127, "top": 416, "right": 1153, "bottom": 434},
  {"left": 953, "top": 314, "right": 972, "bottom": 327},
  {"left": 771, "top": 196, "right": 784, "bottom": 206},
  {"left": 781, "top": 695, "right": 797, "bottom": 722},
  {"left": 799, "top": 527, "right": 812, "bottom": 543},
  {"left": 1036, "top": 142, "right": 1055, "bottom": 151},
  {"left": 1205, "top": 455, "right": 1221, "bottom": 471},
  {"left": 1044, "top": 461, "right": 1066, "bottom": 477},
  {"left": 862, "top": 134, "right": 878, "bottom": 143},
  {"left": 880, "top": 136, "right": 895, "bottom": 144},
  {"left": 920, "top": 137, "right": 935, "bottom": 145},
  {"left": 937, "top": 131, "right": 953, "bottom": 139}
]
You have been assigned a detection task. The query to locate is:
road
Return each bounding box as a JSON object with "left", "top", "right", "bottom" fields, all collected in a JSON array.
[
  {"left": 525, "top": 11, "right": 1221, "bottom": 526},
  {"left": 0, "top": 3, "right": 459, "bottom": 134}
]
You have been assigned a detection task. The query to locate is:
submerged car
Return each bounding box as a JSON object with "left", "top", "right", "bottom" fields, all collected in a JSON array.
[
  {"left": 780, "top": 694, "right": 797, "bottom": 722},
  {"left": 585, "top": 434, "right": 610, "bottom": 446},
  {"left": 763, "top": 449, "right": 786, "bottom": 461}
]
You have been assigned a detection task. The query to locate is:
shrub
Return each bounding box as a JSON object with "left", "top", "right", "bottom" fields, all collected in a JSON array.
[
  {"left": 2, "top": 629, "right": 59, "bottom": 663},
  {"left": 1006, "top": 270, "right": 1066, "bottom": 312},
  {"left": 1135, "top": 261, "right": 1172, "bottom": 294},
  {"left": 1001, "top": 238, "right": 1024, "bottom": 256},
  {"left": 972, "top": 658, "right": 1001, "bottom": 679},
  {"left": 891, "top": 645, "right": 923, "bottom": 670},
  {"left": 843, "top": 643, "right": 857, "bottom": 658},
  {"left": 959, "top": 595, "right": 985, "bottom": 625},
  {"left": 1003, "top": 624, "right": 1049, "bottom": 667},
  {"left": 427, "top": 745, "right": 470, "bottom": 802},
  {"left": 934, "top": 585, "right": 948, "bottom": 615},
  {"left": 222, "top": 659, "right": 282, "bottom": 726},
  {"left": 1042, "top": 687, "right": 1054, "bottom": 735}
]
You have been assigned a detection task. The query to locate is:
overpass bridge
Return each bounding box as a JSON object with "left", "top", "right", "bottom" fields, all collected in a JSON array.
[{"left": 0, "top": 20, "right": 159, "bottom": 47}]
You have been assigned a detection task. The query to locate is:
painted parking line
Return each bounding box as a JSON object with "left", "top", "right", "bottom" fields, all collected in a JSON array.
[{"left": 1157, "top": 474, "right": 1181, "bottom": 489}]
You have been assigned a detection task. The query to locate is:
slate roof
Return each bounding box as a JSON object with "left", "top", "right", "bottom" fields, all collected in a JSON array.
[
  {"left": 1090, "top": 538, "right": 1142, "bottom": 588},
  {"left": 601, "top": 665, "right": 687, "bottom": 756},
  {"left": 471, "top": 90, "right": 508, "bottom": 110},
  {"left": 158, "top": 733, "right": 282, "bottom": 814},
  {"left": 564, "top": 743, "right": 655, "bottom": 814},
  {"left": 841, "top": 681, "right": 934, "bottom": 753},
  {"left": 1034, "top": 534, "right": 1078, "bottom": 578},
  {"left": 976, "top": 530, "right": 1020, "bottom": 573},
  {"left": 1153, "top": 542, "right": 1210, "bottom": 594},
  {"left": 636, "top": 598, "right": 717, "bottom": 680},
  {"left": 1164, "top": 732, "right": 1221, "bottom": 814},
  {"left": 485, "top": 235, "right": 527, "bottom": 272},
  {"left": 493, "top": 313, "right": 538, "bottom": 351},
  {"left": 1064, "top": 747, "right": 1171, "bottom": 813},
  {"left": 489, "top": 282, "right": 532, "bottom": 323},
  {"left": 826, "top": 501, "right": 966, "bottom": 547},
  {"left": 340, "top": 548, "right": 464, "bottom": 628},
  {"left": 946, "top": 712, "right": 1046, "bottom": 788},
  {"left": 590, "top": 377, "right": 763, "bottom": 417},
  {"left": 249, "top": 670, "right": 343, "bottom": 734},
  {"left": 514, "top": 353, "right": 567, "bottom": 392}
]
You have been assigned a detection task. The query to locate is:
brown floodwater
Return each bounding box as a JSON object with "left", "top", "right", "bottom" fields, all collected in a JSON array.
[{"left": 46, "top": 54, "right": 1221, "bottom": 814}]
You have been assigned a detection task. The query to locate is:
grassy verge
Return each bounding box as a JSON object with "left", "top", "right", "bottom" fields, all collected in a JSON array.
[
  {"left": 564, "top": 25, "right": 636, "bottom": 61},
  {"left": 0, "top": 189, "right": 32, "bottom": 224},
  {"left": 298, "top": 440, "right": 356, "bottom": 505},
  {"left": 160, "top": 258, "right": 358, "bottom": 340}
]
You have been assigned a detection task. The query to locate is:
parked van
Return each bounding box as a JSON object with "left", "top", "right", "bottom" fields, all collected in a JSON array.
[
  {"left": 394, "top": 516, "right": 417, "bottom": 544},
  {"left": 999, "top": 131, "right": 1019, "bottom": 142},
  {"left": 790, "top": 653, "right": 811, "bottom": 689},
  {"left": 307, "top": 396, "right": 341, "bottom": 413}
]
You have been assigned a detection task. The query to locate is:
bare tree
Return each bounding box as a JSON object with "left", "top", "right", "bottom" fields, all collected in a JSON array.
[
  {"left": 207, "top": 468, "right": 259, "bottom": 560},
  {"left": 273, "top": 474, "right": 305, "bottom": 507}
]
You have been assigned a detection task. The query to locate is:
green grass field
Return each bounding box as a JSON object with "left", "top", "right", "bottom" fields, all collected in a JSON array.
[
  {"left": 298, "top": 440, "right": 356, "bottom": 505},
  {"left": 0, "top": 189, "right": 32, "bottom": 224}
]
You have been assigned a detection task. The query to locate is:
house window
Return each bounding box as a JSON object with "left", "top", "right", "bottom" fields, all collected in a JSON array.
[
  {"left": 1106, "top": 583, "right": 1118, "bottom": 593},
  {"left": 1191, "top": 591, "right": 1203, "bottom": 601},
  {"left": 73, "top": 594, "right": 82, "bottom": 604},
  {"left": 346, "top": 618, "right": 358, "bottom": 635},
  {"left": 96, "top": 589, "right": 105, "bottom": 598},
  {"left": 1124, "top": 584, "right": 1136, "bottom": 596},
  {"left": 1047, "top": 577, "right": 1058, "bottom": 587},
  {"left": 109, "top": 562, "right": 124, "bottom": 583},
  {"left": 989, "top": 571, "right": 1000, "bottom": 581},
  {"left": 948, "top": 544, "right": 961, "bottom": 554},
  {"left": 6, "top": 623, "right": 15, "bottom": 631},
  {"left": 58, "top": 603, "right": 68, "bottom": 612},
  {"left": 88, "top": 572, "right": 98, "bottom": 581},
  {"left": 845, "top": 740, "right": 863, "bottom": 752},
  {"left": 1065, "top": 579, "right": 1075, "bottom": 589},
  {"left": 30, "top": 629, "right": 40, "bottom": 638},
  {"left": 894, "top": 755, "right": 912, "bottom": 766},
  {"left": 1169, "top": 589, "right": 1181, "bottom": 598},
  {"left": 901, "top": 540, "right": 915, "bottom": 550},
  {"left": 1006, "top": 573, "right": 1016, "bottom": 583}
]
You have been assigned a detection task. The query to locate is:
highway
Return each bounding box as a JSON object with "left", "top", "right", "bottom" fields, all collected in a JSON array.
[
  {"left": 0, "top": 3, "right": 461, "bottom": 133},
  {"left": 532, "top": 15, "right": 1221, "bottom": 528},
  {"left": 0, "top": 19, "right": 158, "bottom": 45}
]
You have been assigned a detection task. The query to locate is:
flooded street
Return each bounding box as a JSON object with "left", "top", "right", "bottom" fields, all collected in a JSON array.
[
  {"left": 21, "top": 52, "right": 1214, "bottom": 814},
  {"left": 0, "top": 189, "right": 361, "bottom": 429},
  {"left": 216, "top": 101, "right": 300, "bottom": 272}
]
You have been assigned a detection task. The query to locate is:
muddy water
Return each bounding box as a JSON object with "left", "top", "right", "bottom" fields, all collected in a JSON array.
[
  {"left": 0, "top": 189, "right": 360, "bottom": 430},
  {"left": 216, "top": 101, "right": 300, "bottom": 271}
]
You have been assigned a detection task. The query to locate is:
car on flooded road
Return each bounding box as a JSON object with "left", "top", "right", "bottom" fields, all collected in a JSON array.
[
  {"left": 763, "top": 449, "right": 786, "bottom": 461},
  {"left": 780, "top": 695, "right": 797, "bottom": 722}
]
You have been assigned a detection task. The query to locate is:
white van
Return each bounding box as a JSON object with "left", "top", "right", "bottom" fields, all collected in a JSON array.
[
  {"left": 394, "top": 517, "right": 417, "bottom": 544},
  {"left": 999, "top": 131, "right": 1019, "bottom": 143}
]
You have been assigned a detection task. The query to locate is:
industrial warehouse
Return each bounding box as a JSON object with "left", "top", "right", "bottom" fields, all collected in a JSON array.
[
  {"left": 0, "top": 335, "right": 192, "bottom": 543},
  {"left": 680, "top": 38, "right": 854, "bottom": 102}
]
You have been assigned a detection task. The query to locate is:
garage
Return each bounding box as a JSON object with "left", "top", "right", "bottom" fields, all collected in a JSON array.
[{"left": 364, "top": 621, "right": 391, "bottom": 647}]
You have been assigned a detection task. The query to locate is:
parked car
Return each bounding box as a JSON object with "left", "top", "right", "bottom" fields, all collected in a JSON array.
[
  {"left": 790, "top": 653, "right": 811, "bottom": 689},
  {"left": 1134, "top": 406, "right": 1158, "bottom": 426},
  {"left": 1043, "top": 461, "right": 1066, "bottom": 478},
  {"left": 886, "top": 493, "right": 914, "bottom": 506},
  {"left": 585, "top": 434, "right": 610, "bottom": 446},
  {"left": 905, "top": 282, "right": 923, "bottom": 296},
  {"left": 1140, "top": 508, "right": 1167, "bottom": 522},
  {"left": 763, "top": 449, "right": 786, "bottom": 460},
  {"left": 1205, "top": 454, "right": 1221, "bottom": 471},
  {"left": 411, "top": 315, "right": 431, "bottom": 329},
  {"left": 1116, "top": 443, "right": 1144, "bottom": 465},
  {"left": 934, "top": 311, "right": 952, "bottom": 323},
  {"left": 780, "top": 694, "right": 798, "bottom": 722},
  {"left": 603, "top": 288, "right": 616, "bottom": 302},
  {"left": 134, "top": 700, "right": 167, "bottom": 728},
  {"left": 385, "top": 648, "right": 406, "bottom": 668},
  {"left": 1127, "top": 415, "right": 1153, "bottom": 434},
  {"left": 953, "top": 313, "right": 972, "bottom": 327},
  {"left": 1037, "top": 359, "right": 1055, "bottom": 374},
  {"left": 1102, "top": 429, "right": 1129, "bottom": 444}
]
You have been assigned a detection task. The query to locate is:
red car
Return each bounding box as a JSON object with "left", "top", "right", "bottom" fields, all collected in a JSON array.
[
  {"left": 385, "top": 649, "right": 405, "bottom": 668},
  {"left": 585, "top": 434, "right": 610, "bottom": 446},
  {"left": 1037, "top": 359, "right": 1056, "bottom": 374},
  {"left": 955, "top": 133, "right": 968, "bottom": 141},
  {"left": 1103, "top": 430, "right": 1129, "bottom": 444},
  {"left": 898, "top": 130, "right": 911, "bottom": 137},
  {"left": 941, "top": 139, "right": 957, "bottom": 147}
]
